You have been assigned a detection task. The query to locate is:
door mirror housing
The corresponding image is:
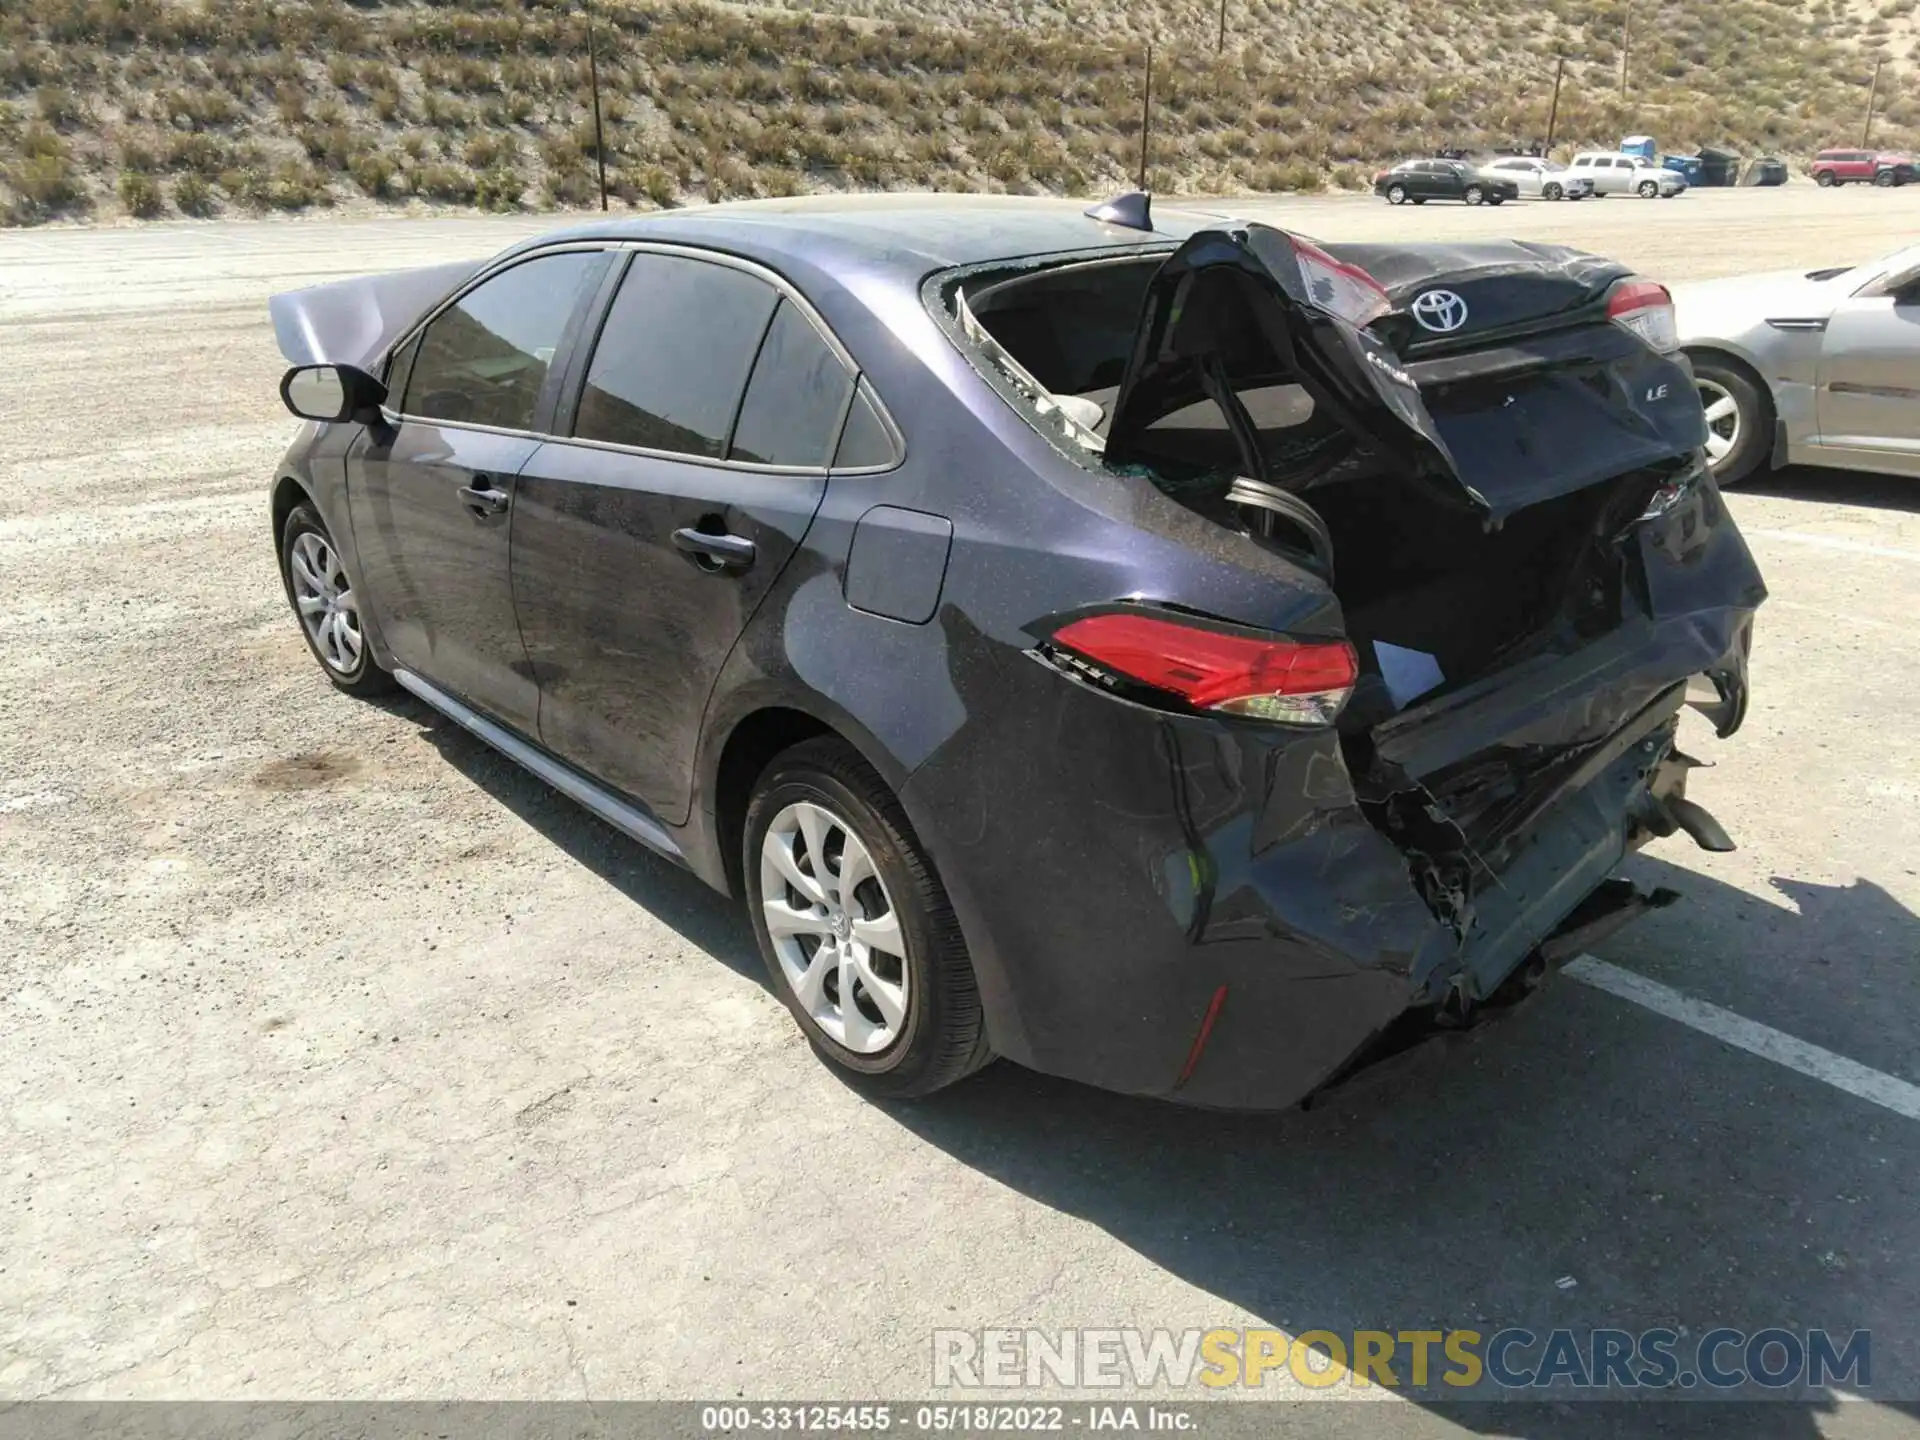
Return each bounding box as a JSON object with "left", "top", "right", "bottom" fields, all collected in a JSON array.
[
  {"left": 280, "top": 363, "right": 388, "bottom": 424},
  {"left": 1877, "top": 261, "right": 1920, "bottom": 303}
]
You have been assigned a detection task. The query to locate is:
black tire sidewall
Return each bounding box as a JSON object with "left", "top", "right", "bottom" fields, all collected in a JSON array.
[
  {"left": 743, "top": 749, "right": 966, "bottom": 1092},
  {"left": 1692, "top": 360, "right": 1768, "bottom": 488}
]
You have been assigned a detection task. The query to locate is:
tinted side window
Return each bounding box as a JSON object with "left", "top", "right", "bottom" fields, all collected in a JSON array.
[
  {"left": 574, "top": 253, "right": 777, "bottom": 459},
  {"left": 729, "top": 300, "right": 854, "bottom": 468},
  {"left": 404, "top": 252, "right": 600, "bottom": 430},
  {"left": 833, "top": 382, "right": 898, "bottom": 470}
]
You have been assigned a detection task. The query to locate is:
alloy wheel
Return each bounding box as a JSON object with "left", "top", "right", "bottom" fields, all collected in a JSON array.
[
  {"left": 288, "top": 529, "right": 364, "bottom": 675},
  {"left": 1697, "top": 378, "right": 1742, "bottom": 467},
  {"left": 759, "top": 800, "right": 909, "bottom": 1055}
]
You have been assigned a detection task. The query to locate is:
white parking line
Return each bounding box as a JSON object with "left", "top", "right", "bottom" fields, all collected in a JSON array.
[
  {"left": 1566, "top": 955, "right": 1920, "bottom": 1122},
  {"left": 1741, "top": 528, "right": 1920, "bottom": 564}
]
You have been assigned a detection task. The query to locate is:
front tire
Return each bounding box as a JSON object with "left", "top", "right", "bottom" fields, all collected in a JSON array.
[
  {"left": 1639, "top": 180, "right": 1660, "bottom": 198},
  {"left": 1692, "top": 358, "right": 1769, "bottom": 488},
  {"left": 1386, "top": 184, "right": 1408, "bottom": 205},
  {"left": 1874, "top": 169, "right": 1897, "bottom": 188},
  {"left": 744, "top": 737, "right": 990, "bottom": 1099},
  {"left": 280, "top": 502, "right": 394, "bottom": 697},
  {"left": 1543, "top": 182, "right": 1563, "bottom": 201}
]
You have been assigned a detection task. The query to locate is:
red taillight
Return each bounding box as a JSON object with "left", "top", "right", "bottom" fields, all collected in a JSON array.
[
  {"left": 1606, "top": 277, "right": 1677, "bottom": 353},
  {"left": 1050, "top": 612, "right": 1358, "bottom": 724},
  {"left": 1290, "top": 234, "right": 1393, "bottom": 327}
]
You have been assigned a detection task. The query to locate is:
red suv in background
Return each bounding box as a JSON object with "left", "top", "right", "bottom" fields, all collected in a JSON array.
[{"left": 1812, "top": 149, "right": 1916, "bottom": 186}]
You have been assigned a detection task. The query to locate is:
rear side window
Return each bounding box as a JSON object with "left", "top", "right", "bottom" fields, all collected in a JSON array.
[
  {"left": 833, "top": 381, "right": 899, "bottom": 470},
  {"left": 729, "top": 300, "right": 854, "bottom": 468},
  {"left": 574, "top": 253, "right": 778, "bottom": 458},
  {"left": 404, "top": 251, "right": 601, "bottom": 430}
]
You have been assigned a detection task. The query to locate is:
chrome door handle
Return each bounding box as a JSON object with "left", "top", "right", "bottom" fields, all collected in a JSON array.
[{"left": 457, "top": 480, "right": 510, "bottom": 518}]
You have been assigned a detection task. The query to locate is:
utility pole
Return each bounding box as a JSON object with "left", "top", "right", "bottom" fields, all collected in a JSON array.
[
  {"left": 1138, "top": 39, "right": 1154, "bottom": 190},
  {"left": 1217, "top": 0, "right": 1227, "bottom": 52},
  {"left": 1863, "top": 56, "right": 1884, "bottom": 146},
  {"left": 1620, "top": 3, "right": 1631, "bottom": 96},
  {"left": 1546, "top": 55, "right": 1565, "bottom": 151},
  {"left": 585, "top": 0, "right": 608, "bottom": 211}
]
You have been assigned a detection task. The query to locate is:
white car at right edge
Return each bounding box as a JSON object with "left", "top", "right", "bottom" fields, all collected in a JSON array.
[{"left": 1674, "top": 243, "right": 1920, "bottom": 484}]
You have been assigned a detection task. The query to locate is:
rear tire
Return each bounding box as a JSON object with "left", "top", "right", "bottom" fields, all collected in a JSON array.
[
  {"left": 1691, "top": 357, "right": 1769, "bottom": 489},
  {"left": 743, "top": 737, "right": 991, "bottom": 1100},
  {"left": 1816, "top": 170, "right": 1837, "bottom": 188},
  {"left": 1463, "top": 184, "right": 1485, "bottom": 206},
  {"left": 280, "top": 502, "right": 395, "bottom": 697}
]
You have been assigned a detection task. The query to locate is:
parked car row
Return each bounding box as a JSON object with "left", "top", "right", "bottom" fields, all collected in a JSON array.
[
  {"left": 1373, "top": 146, "right": 1919, "bottom": 207},
  {"left": 1374, "top": 151, "right": 1687, "bottom": 205}
]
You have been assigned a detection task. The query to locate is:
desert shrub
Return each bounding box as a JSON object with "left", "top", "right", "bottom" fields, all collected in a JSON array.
[
  {"left": 171, "top": 172, "right": 214, "bottom": 216},
  {"left": 624, "top": 162, "right": 677, "bottom": 207},
  {"left": 36, "top": 84, "right": 84, "bottom": 126},
  {"left": 221, "top": 159, "right": 329, "bottom": 211},
  {"left": 118, "top": 168, "right": 164, "bottom": 216},
  {"left": 545, "top": 166, "right": 602, "bottom": 206},
  {"left": 464, "top": 132, "right": 517, "bottom": 168},
  {"left": 475, "top": 165, "right": 524, "bottom": 210},
  {"left": 413, "top": 163, "right": 477, "bottom": 201},
  {"left": 6, "top": 150, "right": 88, "bottom": 219},
  {"left": 348, "top": 148, "right": 400, "bottom": 197},
  {"left": 1248, "top": 159, "right": 1324, "bottom": 192}
]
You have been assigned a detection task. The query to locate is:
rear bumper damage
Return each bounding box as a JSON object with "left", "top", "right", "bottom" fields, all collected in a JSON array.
[{"left": 902, "top": 479, "right": 1760, "bottom": 1112}]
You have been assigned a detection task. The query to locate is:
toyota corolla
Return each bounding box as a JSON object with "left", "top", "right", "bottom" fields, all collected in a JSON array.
[{"left": 267, "top": 195, "right": 1764, "bottom": 1109}]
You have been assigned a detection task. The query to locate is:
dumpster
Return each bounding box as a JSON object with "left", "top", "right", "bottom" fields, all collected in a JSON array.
[
  {"left": 1663, "top": 154, "right": 1705, "bottom": 184},
  {"left": 1699, "top": 146, "right": 1742, "bottom": 186},
  {"left": 1741, "top": 156, "right": 1789, "bottom": 186}
]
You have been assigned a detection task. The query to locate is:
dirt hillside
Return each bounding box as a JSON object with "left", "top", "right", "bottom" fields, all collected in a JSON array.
[{"left": 4, "top": 0, "right": 1916, "bottom": 224}]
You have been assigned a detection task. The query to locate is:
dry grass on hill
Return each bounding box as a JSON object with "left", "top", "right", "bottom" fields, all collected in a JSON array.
[{"left": 4, "top": 0, "right": 1916, "bottom": 225}]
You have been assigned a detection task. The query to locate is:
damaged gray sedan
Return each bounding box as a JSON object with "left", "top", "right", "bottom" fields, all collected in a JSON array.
[{"left": 264, "top": 196, "right": 1763, "bottom": 1107}]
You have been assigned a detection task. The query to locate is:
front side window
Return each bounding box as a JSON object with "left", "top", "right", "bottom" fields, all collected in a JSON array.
[
  {"left": 574, "top": 253, "right": 778, "bottom": 459},
  {"left": 404, "top": 251, "right": 600, "bottom": 431},
  {"left": 729, "top": 300, "right": 854, "bottom": 468}
]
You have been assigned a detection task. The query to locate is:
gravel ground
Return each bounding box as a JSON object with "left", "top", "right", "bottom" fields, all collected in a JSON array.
[{"left": 4, "top": 185, "right": 1920, "bottom": 1434}]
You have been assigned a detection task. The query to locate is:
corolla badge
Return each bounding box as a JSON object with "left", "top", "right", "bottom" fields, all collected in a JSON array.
[{"left": 1411, "top": 289, "right": 1470, "bottom": 333}]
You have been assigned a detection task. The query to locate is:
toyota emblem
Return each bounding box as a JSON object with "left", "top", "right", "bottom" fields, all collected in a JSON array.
[{"left": 1411, "top": 289, "right": 1470, "bottom": 333}]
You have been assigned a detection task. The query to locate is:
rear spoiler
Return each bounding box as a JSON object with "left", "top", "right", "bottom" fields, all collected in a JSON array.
[{"left": 268, "top": 259, "right": 482, "bottom": 370}]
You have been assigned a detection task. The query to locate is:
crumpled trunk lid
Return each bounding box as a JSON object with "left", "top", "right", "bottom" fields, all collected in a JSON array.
[
  {"left": 1104, "top": 222, "right": 1708, "bottom": 522},
  {"left": 270, "top": 259, "right": 481, "bottom": 370}
]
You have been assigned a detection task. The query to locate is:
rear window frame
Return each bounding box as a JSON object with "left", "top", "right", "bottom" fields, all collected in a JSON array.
[{"left": 928, "top": 244, "right": 1182, "bottom": 476}]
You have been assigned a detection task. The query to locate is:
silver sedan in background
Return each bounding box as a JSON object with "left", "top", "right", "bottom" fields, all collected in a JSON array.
[
  {"left": 1484, "top": 157, "right": 1594, "bottom": 200},
  {"left": 1675, "top": 243, "right": 1920, "bottom": 485}
]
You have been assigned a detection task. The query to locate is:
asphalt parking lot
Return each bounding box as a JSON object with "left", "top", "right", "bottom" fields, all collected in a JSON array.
[{"left": 3, "top": 185, "right": 1919, "bottom": 1434}]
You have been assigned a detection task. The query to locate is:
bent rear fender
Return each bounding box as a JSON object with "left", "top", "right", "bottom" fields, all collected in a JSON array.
[{"left": 269, "top": 260, "right": 482, "bottom": 370}]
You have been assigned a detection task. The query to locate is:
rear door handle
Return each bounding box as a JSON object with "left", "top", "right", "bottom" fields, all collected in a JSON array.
[
  {"left": 672, "top": 527, "right": 756, "bottom": 571},
  {"left": 458, "top": 478, "right": 510, "bottom": 518}
]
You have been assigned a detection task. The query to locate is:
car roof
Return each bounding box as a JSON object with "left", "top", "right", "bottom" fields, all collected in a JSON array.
[{"left": 494, "top": 194, "right": 1218, "bottom": 282}]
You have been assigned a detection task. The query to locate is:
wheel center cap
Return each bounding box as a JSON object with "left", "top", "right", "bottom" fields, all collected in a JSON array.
[{"left": 831, "top": 912, "right": 851, "bottom": 941}]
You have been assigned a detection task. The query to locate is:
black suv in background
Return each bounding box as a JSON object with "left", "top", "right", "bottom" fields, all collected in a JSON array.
[{"left": 1374, "top": 158, "right": 1520, "bottom": 206}]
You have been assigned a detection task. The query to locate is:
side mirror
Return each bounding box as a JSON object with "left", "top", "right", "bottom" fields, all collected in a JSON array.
[
  {"left": 1880, "top": 261, "right": 1920, "bottom": 302},
  {"left": 280, "top": 363, "right": 388, "bottom": 424}
]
